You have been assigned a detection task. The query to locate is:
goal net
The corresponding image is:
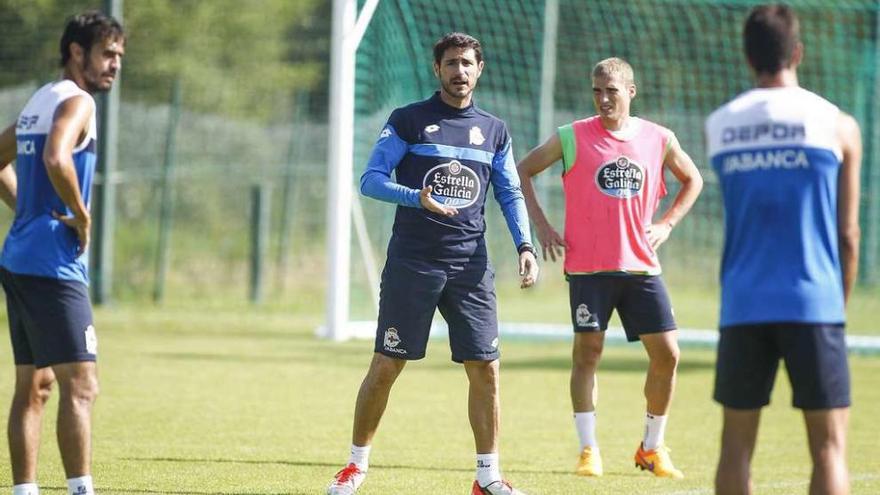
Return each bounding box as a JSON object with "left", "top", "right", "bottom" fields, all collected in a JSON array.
[{"left": 326, "top": 0, "right": 880, "bottom": 340}]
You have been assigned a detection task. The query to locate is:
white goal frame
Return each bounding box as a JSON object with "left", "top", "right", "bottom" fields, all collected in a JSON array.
[
  {"left": 321, "top": 0, "right": 560, "bottom": 341},
  {"left": 318, "top": 0, "right": 880, "bottom": 356}
]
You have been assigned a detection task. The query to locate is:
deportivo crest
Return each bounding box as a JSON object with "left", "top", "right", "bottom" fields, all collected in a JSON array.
[
  {"left": 575, "top": 304, "right": 597, "bottom": 328},
  {"left": 469, "top": 126, "right": 485, "bottom": 145},
  {"left": 595, "top": 155, "right": 645, "bottom": 199},
  {"left": 384, "top": 327, "right": 401, "bottom": 348},
  {"left": 423, "top": 160, "right": 481, "bottom": 208},
  {"left": 383, "top": 327, "right": 407, "bottom": 355},
  {"left": 84, "top": 325, "right": 98, "bottom": 355}
]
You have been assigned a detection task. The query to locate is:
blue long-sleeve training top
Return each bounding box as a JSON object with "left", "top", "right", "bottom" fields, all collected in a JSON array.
[{"left": 360, "top": 92, "right": 532, "bottom": 262}]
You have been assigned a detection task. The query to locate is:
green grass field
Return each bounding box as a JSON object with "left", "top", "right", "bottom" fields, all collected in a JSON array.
[
  {"left": 490, "top": 268, "right": 880, "bottom": 336},
  {"left": 0, "top": 300, "right": 877, "bottom": 494}
]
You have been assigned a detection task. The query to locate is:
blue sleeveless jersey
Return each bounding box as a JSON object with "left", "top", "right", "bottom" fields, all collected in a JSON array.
[
  {"left": 1, "top": 80, "right": 97, "bottom": 284},
  {"left": 706, "top": 87, "right": 844, "bottom": 326},
  {"left": 360, "top": 92, "right": 531, "bottom": 262}
]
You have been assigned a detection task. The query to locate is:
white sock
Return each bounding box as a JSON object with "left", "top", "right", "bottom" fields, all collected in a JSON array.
[
  {"left": 66, "top": 476, "right": 93, "bottom": 495},
  {"left": 643, "top": 413, "right": 668, "bottom": 451},
  {"left": 476, "top": 452, "right": 501, "bottom": 487},
  {"left": 574, "top": 411, "right": 598, "bottom": 451},
  {"left": 348, "top": 444, "right": 371, "bottom": 471},
  {"left": 12, "top": 484, "right": 39, "bottom": 495}
]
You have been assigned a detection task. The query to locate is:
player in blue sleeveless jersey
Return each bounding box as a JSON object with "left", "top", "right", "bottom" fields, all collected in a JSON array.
[
  {"left": 0, "top": 11, "right": 124, "bottom": 495},
  {"left": 706, "top": 5, "right": 861, "bottom": 494},
  {"left": 327, "top": 33, "right": 538, "bottom": 495}
]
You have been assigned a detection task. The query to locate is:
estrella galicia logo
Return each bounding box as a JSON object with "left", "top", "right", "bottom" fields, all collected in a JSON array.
[
  {"left": 595, "top": 155, "right": 644, "bottom": 199},
  {"left": 423, "top": 160, "right": 481, "bottom": 208}
]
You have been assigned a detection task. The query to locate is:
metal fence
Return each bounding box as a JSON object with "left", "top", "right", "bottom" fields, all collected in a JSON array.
[{"left": 0, "top": 0, "right": 878, "bottom": 310}]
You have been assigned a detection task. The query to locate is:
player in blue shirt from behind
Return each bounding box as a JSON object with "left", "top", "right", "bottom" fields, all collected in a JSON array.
[
  {"left": 706, "top": 5, "right": 861, "bottom": 494},
  {"left": 327, "top": 33, "right": 538, "bottom": 495}
]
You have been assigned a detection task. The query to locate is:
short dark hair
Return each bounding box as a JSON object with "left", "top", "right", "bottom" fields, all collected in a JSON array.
[
  {"left": 433, "top": 32, "right": 482, "bottom": 64},
  {"left": 60, "top": 10, "right": 125, "bottom": 66},
  {"left": 743, "top": 4, "right": 800, "bottom": 75}
]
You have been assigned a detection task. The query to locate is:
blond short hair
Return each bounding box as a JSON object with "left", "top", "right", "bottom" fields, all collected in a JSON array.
[{"left": 592, "top": 57, "right": 635, "bottom": 86}]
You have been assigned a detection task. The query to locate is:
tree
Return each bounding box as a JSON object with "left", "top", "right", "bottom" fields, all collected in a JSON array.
[{"left": 0, "top": 0, "right": 331, "bottom": 122}]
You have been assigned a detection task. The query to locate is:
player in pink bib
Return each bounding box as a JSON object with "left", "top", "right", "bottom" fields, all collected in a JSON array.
[
  {"left": 518, "top": 58, "right": 703, "bottom": 479},
  {"left": 559, "top": 115, "right": 669, "bottom": 274}
]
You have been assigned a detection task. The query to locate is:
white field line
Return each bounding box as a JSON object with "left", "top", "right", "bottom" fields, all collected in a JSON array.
[{"left": 321, "top": 321, "right": 880, "bottom": 354}]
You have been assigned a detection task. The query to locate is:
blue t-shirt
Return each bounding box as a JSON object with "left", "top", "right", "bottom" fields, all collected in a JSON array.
[
  {"left": 1, "top": 80, "right": 97, "bottom": 284},
  {"left": 706, "top": 87, "right": 844, "bottom": 327},
  {"left": 360, "top": 92, "right": 531, "bottom": 262}
]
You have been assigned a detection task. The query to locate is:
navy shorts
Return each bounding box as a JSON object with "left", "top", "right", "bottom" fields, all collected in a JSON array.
[
  {"left": 375, "top": 257, "right": 498, "bottom": 363},
  {"left": 714, "top": 323, "right": 850, "bottom": 410},
  {"left": 1, "top": 268, "right": 96, "bottom": 368},
  {"left": 567, "top": 273, "right": 677, "bottom": 342}
]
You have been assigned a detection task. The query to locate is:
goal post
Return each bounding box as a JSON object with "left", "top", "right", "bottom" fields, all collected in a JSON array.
[
  {"left": 322, "top": 0, "right": 554, "bottom": 341},
  {"left": 323, "top": 0, "right": 880, "bottom": 342},
  {"left": 324, "top": 0, "right": 381, "bottom": 341}
]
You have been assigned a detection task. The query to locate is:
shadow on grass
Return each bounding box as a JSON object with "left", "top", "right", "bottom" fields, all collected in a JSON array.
[
  {"left": 146, "top": 347, "right": 714, "bottom": 375},
  {"left": 146, "top": 347, "right": 370, "bottom": 366},
  {"left": 149, "top": 328, "right": 317, "bottom": 342},
  {"left": 500, "top": 354, "right": 715, "bottom": 373},
  {"left": 20, "top": 486, "right": 308, "bottom": 495},
  {"left": 147, "top": 352, "right": 305, "bottom": 364},
  {"left": 121, "top": 456, "right": 581, "bottom": 476},
  {"left": 101, "top": 491, "right": 307, "bottom": 495}
]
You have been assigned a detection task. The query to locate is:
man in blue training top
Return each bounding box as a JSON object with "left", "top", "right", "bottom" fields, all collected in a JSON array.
[
  {"left": 327, "top": 32, "right": 538, "bottom": 495},
  {"left": 0, "top": 11, "right": 124, "bottom": 495},
  {"left": 706, "top": 4, "right": 861, "bottom": 494}
]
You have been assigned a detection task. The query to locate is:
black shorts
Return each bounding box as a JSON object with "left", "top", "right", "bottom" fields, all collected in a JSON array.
[
  {"left": 375, "top": 257, "right": 498, "bottom": 363},
  {"left": 567, "top": 273, "right": 677, "bottom": 342},
  {"left": 713, "top": 323, "right": 850, "bottom": 410},
  {"left": 1, "top": 268, "right": 96, "bottom": 368}
]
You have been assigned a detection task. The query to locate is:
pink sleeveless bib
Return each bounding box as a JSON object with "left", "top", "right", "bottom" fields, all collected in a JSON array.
[{"left": 559, "top": 116, "right": 670, "bottom": 274}]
